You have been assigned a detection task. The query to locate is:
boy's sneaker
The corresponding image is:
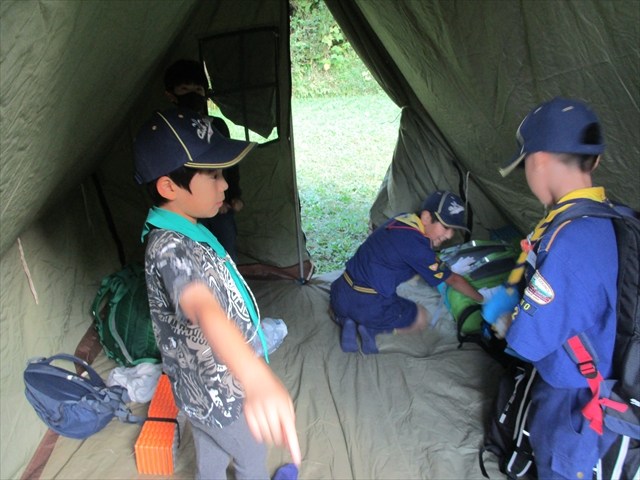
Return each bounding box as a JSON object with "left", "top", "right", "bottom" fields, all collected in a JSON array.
[
  {"left": 357, "top": 325, "right": 379, "bottom": 354},
  {"left": 340, "top": 318, "right": 359, "bottom": 353}
]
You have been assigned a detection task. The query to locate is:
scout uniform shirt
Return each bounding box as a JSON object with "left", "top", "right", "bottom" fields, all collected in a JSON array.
[
  {"left": 506, "top": 187, "right": 618, "bottom": 478},
  {"left": 331, "top": 213, "right": 451, "bottom": 330}
]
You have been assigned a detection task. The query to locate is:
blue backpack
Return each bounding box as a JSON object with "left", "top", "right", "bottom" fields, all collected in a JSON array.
[{"left": 24, "top": 353, "right": 144, "bottom": 439}]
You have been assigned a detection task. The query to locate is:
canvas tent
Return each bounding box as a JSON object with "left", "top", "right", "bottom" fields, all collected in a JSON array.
[{"left": 1, "top": 1, "right": 638, "bottom": 478}]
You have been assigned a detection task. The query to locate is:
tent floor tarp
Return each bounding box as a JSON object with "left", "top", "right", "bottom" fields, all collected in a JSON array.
[{"left": 26, "top": 273, "right": 505, "bottom": 479}]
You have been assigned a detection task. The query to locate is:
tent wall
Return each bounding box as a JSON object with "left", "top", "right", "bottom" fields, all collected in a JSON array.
[
  {"left": 330, "top": 0, "right": 639, "bottom": 234},
  {"left": 1, "top": 2, "right": 199, "bottom": 477},
  {"left": 99, "top": 0, "right": 308, "bottom": 271},
  {"left": 1, "top": 0, "right": 303, "bottom": 477},
  {"left": 0, "top": 185, "right": 121, "bottom": 479}
]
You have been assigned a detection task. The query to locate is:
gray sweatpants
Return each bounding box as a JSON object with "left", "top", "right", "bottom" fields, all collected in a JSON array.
[{"left": 189, "top": 413, "right": 268, "bottom": 480}]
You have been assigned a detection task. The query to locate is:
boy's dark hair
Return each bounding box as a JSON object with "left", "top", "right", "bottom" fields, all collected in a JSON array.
[
  {"left": 552, "top": 153, "right": 600, "bottom": 173},
  {"left": 552, "top": 121, "right": 602, "bottom": 172},
  {"left": 164, "top": 59, "right": 208, "bottom": 93},
  {"left": 145, "top": 166, "right": 199, "bottom": 206}
]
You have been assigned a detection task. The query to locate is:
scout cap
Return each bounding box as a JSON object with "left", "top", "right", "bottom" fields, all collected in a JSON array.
[
  {"left": 134, "top": 108, "right": 256, "bottom": 184},
  {"left": 421, "top": 190, "right": 469, "bottom": 231},
  {"left": 500, "top": 97, "right": 605, "bottom": 177}
]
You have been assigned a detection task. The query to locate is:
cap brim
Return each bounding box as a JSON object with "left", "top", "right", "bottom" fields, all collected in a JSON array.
[
  {"left": 434, "top": 212, "right": 470, "bottom": 233},
  {"left": 499, "top": 152, "right": 525, "bottom": 177},
  {"left": 186, "top": 138, "right": 256, "bottom": 170}
]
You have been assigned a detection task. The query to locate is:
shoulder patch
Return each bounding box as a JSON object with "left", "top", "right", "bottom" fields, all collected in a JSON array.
[
  {"left": 434, "top": 272, "right": 444, "bottom": 279},
  {"left": 429, "top": 263, "right": 439, "bottom": 271},
  {"left": 525, "top": 271, "right": 554, "bottom": 305},
  {"left": 518, "top": 297, "right": 538, "bottom": 316}
]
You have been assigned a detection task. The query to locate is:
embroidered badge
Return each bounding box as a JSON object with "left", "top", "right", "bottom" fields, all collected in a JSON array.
[
  {"left": 518, "top": 297, "right": 538, "bottom": 316},
  {"left": 434, "top": 272, "right": 443, "bottom": 279},
  {"left": 525, "top": 271, "right": 554, "bottom": 305},
  {"left": 192, "top": 118, "right": 214, "bottom": 143},
  {"left": 448, "top": 201, "right": 464, "bottom": 215},
  {"left": 429, "top": 263, "right": 438, "bottom": 271}
]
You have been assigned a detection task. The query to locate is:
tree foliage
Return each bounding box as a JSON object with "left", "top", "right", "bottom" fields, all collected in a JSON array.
[{"left": 289, "top": 0, "right": 379, "bottom": 98}]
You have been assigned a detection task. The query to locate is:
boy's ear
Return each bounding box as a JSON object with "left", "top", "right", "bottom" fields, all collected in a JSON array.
[
  {"left": 165, "top": 90, "right": 178, "bottom": 105},
  {"left": 534, "top": 152, "right": 551, "bottom": 169},
  {"left": 420, "top": 210, "right": 432, "bottom": 225},
  {"left": 156, "top": 176, "right": 178, "bottom": 201},
  {"left": 591, "top": 155, "right": 601, "bottom": 172}
]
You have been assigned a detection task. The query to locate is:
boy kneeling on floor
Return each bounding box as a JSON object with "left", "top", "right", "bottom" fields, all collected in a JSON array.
[
  {"left": 330, "top": 190, "right": 490, "bottom": 354},
  {"left": 134, "top": 108, "right": 301, "bottom": 479}
]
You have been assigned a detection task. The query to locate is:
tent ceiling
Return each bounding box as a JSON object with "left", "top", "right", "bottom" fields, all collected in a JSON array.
[{"left": 0, "top": 0, "right": 199, "bottom": 256}]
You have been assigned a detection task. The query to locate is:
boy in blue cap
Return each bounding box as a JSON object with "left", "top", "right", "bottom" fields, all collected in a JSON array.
[
  {"left": 134, "top": 108, "right": 301, "bottom": 478},
  {"left": 330, "top": 190, "right": 486, "bottom": 354},
  {"left": 487, "top": 97, "right": 619, "bottom": 479}
]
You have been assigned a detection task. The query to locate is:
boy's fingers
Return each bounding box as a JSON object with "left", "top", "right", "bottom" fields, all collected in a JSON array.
[
  {"left": 258, "top": 408, "right": 277, "bottom": 445},
  {"left": 281, "top": 405, "right": 301, "bottom": 466},
  {"left": 253, "top": 401, "right": 281, "bottom": 446},
  {"left": 244, "top": 407, "right": 264, "bottom": 444}
]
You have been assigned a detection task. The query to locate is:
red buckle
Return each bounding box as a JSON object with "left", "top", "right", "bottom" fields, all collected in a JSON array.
[{"left": 578, "top": 361, "right": 598, "bottom": 379}]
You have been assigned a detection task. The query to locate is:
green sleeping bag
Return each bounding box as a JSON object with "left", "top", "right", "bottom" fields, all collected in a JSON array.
[{"left": 439, "top": 241, "right": 519, "bottom": 335}]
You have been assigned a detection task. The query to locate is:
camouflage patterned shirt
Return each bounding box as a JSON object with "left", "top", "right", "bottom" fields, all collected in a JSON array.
[{"left": 144, "top": 228, "right": 258, "bottom": 427}]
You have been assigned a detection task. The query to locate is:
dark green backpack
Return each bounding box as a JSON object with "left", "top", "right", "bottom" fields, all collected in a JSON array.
[
  {"left": 439, "top": 241, "right": 519, "bottom": 364},
  {"left": 91, "top": 263, "right": 161, "bottom": 367}
]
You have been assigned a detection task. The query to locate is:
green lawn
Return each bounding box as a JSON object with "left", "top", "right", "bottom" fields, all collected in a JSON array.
[{"left": 292, "top": 94, "right": 401, "bottom": 274}]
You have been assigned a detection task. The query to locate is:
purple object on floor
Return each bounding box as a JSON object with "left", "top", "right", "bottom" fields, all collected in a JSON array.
[{"left": 272, "top": 463, "right": 298, "bottom": 480}]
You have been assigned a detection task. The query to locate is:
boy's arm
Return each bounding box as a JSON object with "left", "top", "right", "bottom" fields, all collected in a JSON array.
[
  {"left": 180, "top": 282, "right": 301, "bottom": 466},
  {"left": 444, "top": 272, "right": 484, "bottom": 302}
]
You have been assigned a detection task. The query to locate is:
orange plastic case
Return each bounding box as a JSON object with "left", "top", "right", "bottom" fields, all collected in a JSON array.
[{"left": 134, "top": 374, "right": 179, "bottom": 475}]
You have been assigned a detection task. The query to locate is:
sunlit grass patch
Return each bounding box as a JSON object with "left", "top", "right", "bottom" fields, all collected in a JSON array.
[{"left": 292, "top": 94, "right": 401, "bottom": 274}]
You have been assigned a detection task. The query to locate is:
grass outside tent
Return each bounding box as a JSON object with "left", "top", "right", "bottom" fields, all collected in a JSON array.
[{"left": 292, "top": 94, "right": 401, "bottom": 274}]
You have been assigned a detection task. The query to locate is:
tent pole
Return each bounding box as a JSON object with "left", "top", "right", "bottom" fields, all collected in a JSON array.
[{"left": 289, "top": 114, "right": 307, "bottom": 284}]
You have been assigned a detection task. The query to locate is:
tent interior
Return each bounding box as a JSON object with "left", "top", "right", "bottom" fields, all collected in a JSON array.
[{"left": 1, "top": 0, "right": 638, "bottom": 478}]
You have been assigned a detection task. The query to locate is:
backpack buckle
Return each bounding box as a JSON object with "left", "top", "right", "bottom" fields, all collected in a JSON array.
[{"left": 577, "top": 360, "right": 598, "bottom": 379}]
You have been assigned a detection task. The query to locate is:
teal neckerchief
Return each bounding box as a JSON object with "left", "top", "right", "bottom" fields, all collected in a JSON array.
[{"left": 141, "top": 207, "right": 269, "bottom": 363}]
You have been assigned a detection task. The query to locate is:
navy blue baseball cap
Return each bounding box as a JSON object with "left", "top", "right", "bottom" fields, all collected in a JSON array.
[
  {"left": 421, "top": 190, "right": 469, "bottom": 232},
  {"left": 500, "top": 97, "right": 605, "bottom": 177},
  {"left": 133, "top": 108, "right": 256, "bottom": 184}
]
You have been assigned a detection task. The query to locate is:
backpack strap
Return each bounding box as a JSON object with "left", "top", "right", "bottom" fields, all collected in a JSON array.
[
  {"left": 99, "top": 385, "right": 146, "bottom": 425},
  {"left": 32, "top": 353, "right": 106, "bottom": 387},
  {"left": 30, "top": 354, "right": 146, "bottom": 425},
  {"left": 564, "top": 335, "right": 628, "bottom": 435},
  {"left": 547, "top": 200, "right": 637, "bottom": 435},
  {"left": 547, "top": 198, "right": 621, "bottom": 227},
  {"left": 505, "top": 401, "right": 535, "bottom": 479}
]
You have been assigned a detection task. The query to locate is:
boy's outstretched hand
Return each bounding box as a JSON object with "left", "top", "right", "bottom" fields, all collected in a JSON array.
[
  {"left": 180, "top": 282, "right": 302, "bottom": 467},
  {"left": 242, "top": 365, "right": 302, "bottom": 466}
]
